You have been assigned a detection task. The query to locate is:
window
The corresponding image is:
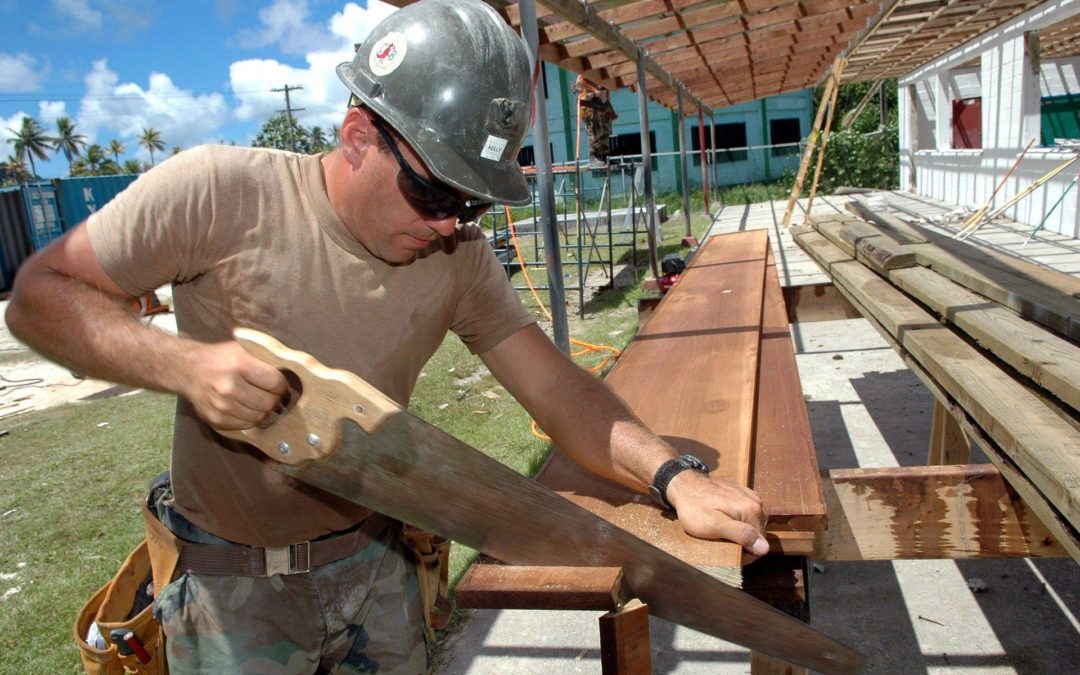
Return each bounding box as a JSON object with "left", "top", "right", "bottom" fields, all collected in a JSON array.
[
  {"left": 769, "top": 118, "right": 801, "bottom": 156},
  {"left": 517, "top": 145, "right": 535, "bottom": 167},
  {"left": 610, "top": 131, "right": 658, "bottom": 170},
  {"left": 693, "top": 122, "right": 748, "bottom": 164},
  {"left": 515, "top": 143, "right": 554, "bottom": 168}
]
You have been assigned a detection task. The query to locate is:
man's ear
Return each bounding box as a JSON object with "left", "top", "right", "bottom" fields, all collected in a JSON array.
[{"left": 340, "top": 107, "right": 376, "bottom": 166}]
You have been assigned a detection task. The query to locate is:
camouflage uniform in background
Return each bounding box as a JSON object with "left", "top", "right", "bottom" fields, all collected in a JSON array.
[
  {"left": 153, "top": 490, "right": 428, "bottom": 674},
  {"left": 575, "top": 76, "right": 617, "bottom": 168}
]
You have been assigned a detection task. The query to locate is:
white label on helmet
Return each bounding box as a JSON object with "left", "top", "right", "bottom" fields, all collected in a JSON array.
[
  {"left": 370, "top": 32, "right": 407, "bottom": 76},
  {"left": 481, "top": 135, "right": 508, "bottom": 161}
]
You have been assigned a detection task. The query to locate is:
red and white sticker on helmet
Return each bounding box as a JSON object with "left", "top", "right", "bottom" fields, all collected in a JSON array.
[
  {"left": 481, "top": 135, "right": 508, "bottom": 161},
  {"left": 370, "top": 32, "right": 407, "bottom": 76}
]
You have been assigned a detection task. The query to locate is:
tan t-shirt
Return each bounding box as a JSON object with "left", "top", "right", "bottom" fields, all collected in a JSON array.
[{"left": 87, "top": 144, "right": 535, "bottom": 546}]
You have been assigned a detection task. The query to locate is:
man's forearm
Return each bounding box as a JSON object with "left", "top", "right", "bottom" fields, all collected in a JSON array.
[{"left": 6, "top": 266, "right": 197, "bottom": 396}]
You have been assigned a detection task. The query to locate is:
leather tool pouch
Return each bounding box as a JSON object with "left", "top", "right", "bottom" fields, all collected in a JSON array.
[
  {"left": 400, "top": 524, "right": 453, "bottom": 640},
  {"left": 74, "top": 473, "right": 175, "bottom": 674},
  {"left": 73, "top": 541, "right": 168, "bottom": 674}
]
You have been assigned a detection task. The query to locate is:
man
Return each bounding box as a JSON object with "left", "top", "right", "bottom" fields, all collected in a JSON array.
[
  {"left": 574, "top": 74, "right": 618, "bottom": 169},
  {"left": 6, "top": 1, "right": 766, "bottom": 673}
]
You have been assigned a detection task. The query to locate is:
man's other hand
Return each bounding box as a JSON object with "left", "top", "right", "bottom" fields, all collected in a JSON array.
[{"left": 665, "top": 471, "right": 770, "bottom": 558}]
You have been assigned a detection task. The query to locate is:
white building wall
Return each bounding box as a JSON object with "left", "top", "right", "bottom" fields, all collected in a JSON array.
[{"left": 898, "top": 0, "right": 1080, "bottom": 239}]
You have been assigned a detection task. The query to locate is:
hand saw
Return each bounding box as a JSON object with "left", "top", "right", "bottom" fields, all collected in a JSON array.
[{"left": 221, "top": 328, "right": 864, "bottom": 673}]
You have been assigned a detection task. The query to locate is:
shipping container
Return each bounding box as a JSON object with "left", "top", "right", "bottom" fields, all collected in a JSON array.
[
  {"left": 55, "top": 174, "right": 138, "bottom": 230},
  {"left": 20, "top": 182, "right": 64, "bottom": 252},
  {"left": 0, "top": 186, "right": 34, "bottom": 293}
]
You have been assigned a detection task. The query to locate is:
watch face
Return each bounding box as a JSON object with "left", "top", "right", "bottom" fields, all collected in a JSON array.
[{"left": 679, "top": 454, "right": 710, "bottom": 473}]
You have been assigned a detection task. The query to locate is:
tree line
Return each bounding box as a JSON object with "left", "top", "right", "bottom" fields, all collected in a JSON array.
[
  {"left": 3, "top": 111, "right": 339, "bottom": 187},
  {"left": 3, "top": 115, "right": 171, "bottom": 186}
]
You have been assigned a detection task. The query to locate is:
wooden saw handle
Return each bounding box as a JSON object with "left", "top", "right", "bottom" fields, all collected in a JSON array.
[{"left": 218, "top": 328, "right": 400, "bottom": 465}]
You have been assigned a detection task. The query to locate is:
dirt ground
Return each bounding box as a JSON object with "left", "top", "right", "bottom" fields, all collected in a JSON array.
[{"left": 0, "top": 288, "right": 177, "bottom": 422}]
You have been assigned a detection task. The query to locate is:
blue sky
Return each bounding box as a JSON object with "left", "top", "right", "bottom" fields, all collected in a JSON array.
[{"left": 1, "top": 0, "right": 399, "bottom": 177}]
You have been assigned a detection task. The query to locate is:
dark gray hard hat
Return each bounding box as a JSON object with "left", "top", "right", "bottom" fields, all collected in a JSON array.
[{"left": 336, "top": 0, "right": 533, "bottom": 205}]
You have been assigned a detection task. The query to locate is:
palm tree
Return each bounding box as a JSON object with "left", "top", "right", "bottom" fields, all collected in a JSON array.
[
  {"left": 138, "top": 127, "right": 165, "bottom": 166},
  {"left": 331, "top": 125, "right": 341, "bottom": 146},
  {"left": 2, "top": 154, "right": 31, "bottom": 185},
  {"left": 311, "top": 126, "right": 327, "bottom": 152},
  {"left": 6, "top": 115, "right": 52, "bottom": 178},
  {"left": 108, "top": 139, "right": 126, "bottom": 165},
  {"left": 122, "top": 159, "right": 144, "bottom": 174},
  {"left": 53, "top": 117, "right": 87, "bottom": 174},
  {"left": 83, "top": 144, "right": 109, "bottom": 175}
]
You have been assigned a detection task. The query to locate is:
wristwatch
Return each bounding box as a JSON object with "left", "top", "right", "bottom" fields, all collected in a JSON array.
[{"left": 649, "top": 454, "right": 710, "bottom": 511}]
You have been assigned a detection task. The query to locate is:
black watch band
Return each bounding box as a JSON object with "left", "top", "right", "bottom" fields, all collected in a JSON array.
[{"left": 648, "top": 454, "right": 710, "bottom": 511}]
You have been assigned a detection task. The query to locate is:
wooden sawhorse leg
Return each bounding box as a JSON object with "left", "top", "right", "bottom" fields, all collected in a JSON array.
[{"left": 599, "top": 599, "right": 652, "bottom": 675}]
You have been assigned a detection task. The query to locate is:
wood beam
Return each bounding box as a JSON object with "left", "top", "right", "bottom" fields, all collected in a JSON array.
[
  {"left": 815, "top": 465, "right": 1065, "bottom": 561},
  {"left": 538, "top": 0, "right": 711, "bottom": 113}
]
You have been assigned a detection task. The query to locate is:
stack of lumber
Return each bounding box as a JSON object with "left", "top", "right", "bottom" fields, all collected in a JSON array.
[
  {"left": 469, "top": 230, "right": 827, "bottom": 590},
  {"left": 791, "top": 205, "right": 1080, "bottom": 562}
]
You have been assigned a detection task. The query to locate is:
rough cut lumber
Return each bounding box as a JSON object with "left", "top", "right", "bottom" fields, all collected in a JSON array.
[
  {"left": 815, "top": 215, "right": 1080, "bottom": 411},
  {"left": 794, "top": 229, "right": 1080, "bottom": 562},
  {"left": 814, "top": 465, "right": 1064, "bottom": 560},
  {"left": 454, "top": 564, "right": 623, "bottom": 611},
  {"left": 751, "top": 247, "right": 827, "bottom": 532},
  {"left": 536, "top": 230, "right": 771, "bottom": 585},
  {"left": 888, "top": 265, "right": 1080, "bottom": 412},
  {"left": 847, "top": 199, "right": 1080, "bottom": 341}
]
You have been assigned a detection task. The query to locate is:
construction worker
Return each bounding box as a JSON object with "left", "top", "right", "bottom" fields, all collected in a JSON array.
[
  {"left": 5, "top": 1, "right": 766, "bottom": 673},
  {"left": 574, "top": 74, "right": 617, "bottom": 169}
]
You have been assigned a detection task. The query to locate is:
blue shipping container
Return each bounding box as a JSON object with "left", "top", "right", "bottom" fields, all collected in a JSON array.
[
  {"left": 0, "top": 186, "right": 35, "bottom": 292},
  {"left": 55, "top": 174, "right": 138, "bottom": 230},
  {"left": 20, "top": 183, "right": 64, "bottom": 251}
]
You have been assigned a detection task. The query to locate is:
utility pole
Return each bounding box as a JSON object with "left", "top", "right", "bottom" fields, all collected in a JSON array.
[{"left": 271, "top": 84, "right": 305, "bottom": 151}]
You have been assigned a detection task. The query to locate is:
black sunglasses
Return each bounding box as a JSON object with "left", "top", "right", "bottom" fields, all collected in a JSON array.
[{"left": 370, "top": 120, "right": 492, "bottom": 224}]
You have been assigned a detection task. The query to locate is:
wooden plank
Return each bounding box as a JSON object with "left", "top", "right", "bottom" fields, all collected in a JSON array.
[
  {"left": 846, "top": 200, "right": 1080, "bottom": 341},
  {"left": 228, "top": 330, "right": 866, "bottom": 673},
  {"left": 454, "top": 564, "right": 622, "bottom": 611},
  {"left": 815, "top": 465, "right": 1065, "bottom": 560},
  {"left": 599, "top": 600, "right": 652, "bottom": 675},
  {"left": 793, "top": 230, "right": 1080, "bottom": 562},
  {"left": 752, "top": 247, "right": 827, "bottom": 532},
  {"left": 752, "top": 653, "right": 810, "bottom": 675},
  {"left": 888, "top": 265, "right": 1080, "bottom": 412},
  {"left": 927, "top": 400, "right": 971, "bottom": 465},
  {"left": 537, "top": 230, "right": 771, "bottom": 583}
]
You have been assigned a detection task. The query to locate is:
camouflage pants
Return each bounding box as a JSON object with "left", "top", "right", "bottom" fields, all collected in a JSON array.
[
  {"left": 581, "top": 101, "right": 614, "bottom": 161},
  {"left": 153, "top": 500, "right": 427, "bottom": 674}
]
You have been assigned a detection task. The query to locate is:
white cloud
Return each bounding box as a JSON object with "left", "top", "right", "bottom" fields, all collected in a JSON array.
[
  {"left": 0, "top": 53, "right": 48, "bottom": 93},
  {"left": 76, "top": 60, "right": 230, "bottom": 156},
  {"left": 232, "top": 0, "right": 336, "bottom": 56},
  {"left": 51, "top": 0, "right": 102, "bottom": 30},
  {"left": 2, "top": 112, "right": 33, "bottom": 155},
  {"left": 228, "top": 1, "right": 397, "bottom": 137}
]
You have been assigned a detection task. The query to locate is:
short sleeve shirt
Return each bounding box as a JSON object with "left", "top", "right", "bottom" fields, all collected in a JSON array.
[{"left": 87, "top": 145, "right": 535, "bottom": 545}]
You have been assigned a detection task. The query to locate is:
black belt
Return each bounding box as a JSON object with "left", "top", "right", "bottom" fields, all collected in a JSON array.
[{"left": 175, "top": 513, "right": 392, "bottom": 577}]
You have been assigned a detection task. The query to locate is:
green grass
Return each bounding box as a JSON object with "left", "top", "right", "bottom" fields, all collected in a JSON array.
[{"left": 0, "top": 191, "right": 725, "bottom": 672}]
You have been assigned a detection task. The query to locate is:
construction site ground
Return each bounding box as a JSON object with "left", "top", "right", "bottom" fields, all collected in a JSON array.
[{"left": 1, "top": 192, "right": 1077, "bottom": 673}]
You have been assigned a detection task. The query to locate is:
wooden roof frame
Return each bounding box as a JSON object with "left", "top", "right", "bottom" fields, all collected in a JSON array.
[{"left": 382, "top": 1, "right": 1076, "bottom": 114}]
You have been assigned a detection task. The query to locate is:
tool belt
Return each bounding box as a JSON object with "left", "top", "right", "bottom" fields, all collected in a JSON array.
[
  {"left": 400, "top": 524, "right": 453, "bottom": 641},
  {"left": 74, "top": 540, "right": 167, "bottom": 675}
]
